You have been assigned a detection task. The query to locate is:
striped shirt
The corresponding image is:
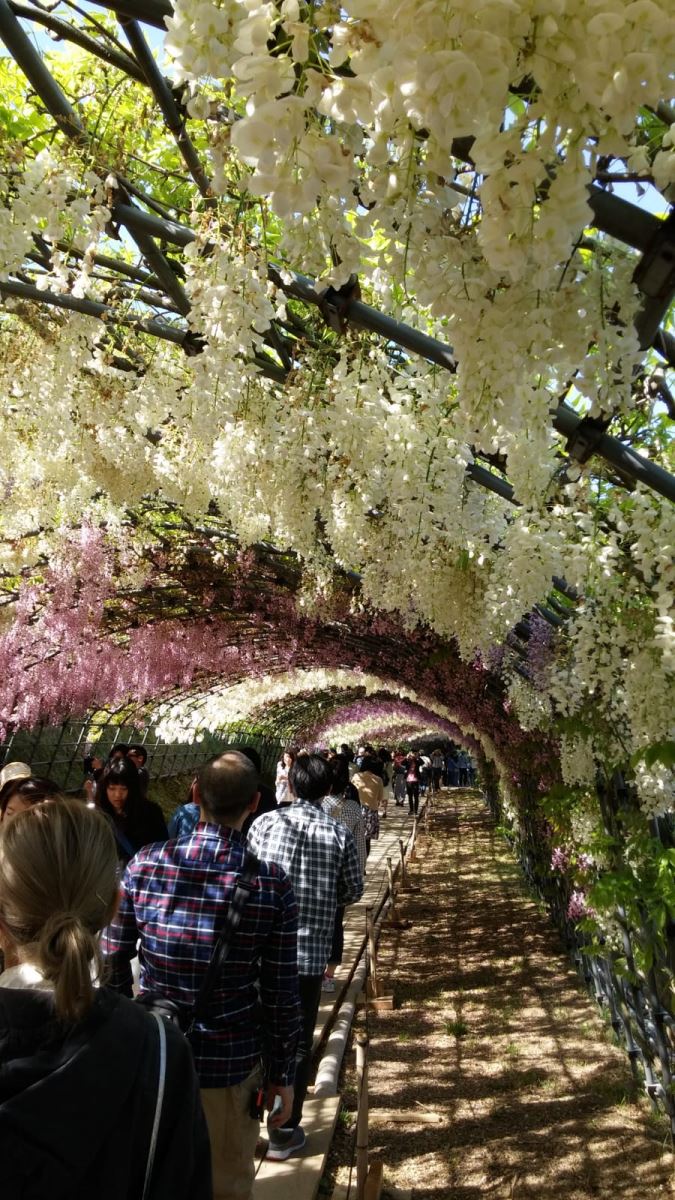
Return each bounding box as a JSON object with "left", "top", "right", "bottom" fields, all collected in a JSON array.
[
  {"left": 101, "top": 822, "right": 300, "bottom": 1087},
  {"left": 248, "top": 799, "right": 364, "bottom": 976}
]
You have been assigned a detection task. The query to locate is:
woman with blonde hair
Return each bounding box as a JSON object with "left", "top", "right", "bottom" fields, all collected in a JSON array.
[{"left": 0, "top": 799, "right": 211, "bottom": 1200}]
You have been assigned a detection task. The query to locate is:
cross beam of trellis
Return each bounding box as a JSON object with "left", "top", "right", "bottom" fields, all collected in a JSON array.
[{"left": 0, "top": 0, "right": 674, "bottom": 506}]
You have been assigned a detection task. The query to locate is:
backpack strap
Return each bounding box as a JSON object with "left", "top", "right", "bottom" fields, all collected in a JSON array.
[
  {"left": 141, "top": 1011, "right": 167, "bottom": 1200},
  {"left": 191, "top": 851, "right": 260, "bottom": 1025}
]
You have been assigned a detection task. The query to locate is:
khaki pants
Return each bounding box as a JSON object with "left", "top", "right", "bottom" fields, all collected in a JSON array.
[{"left": 201, "top": 1067, "right": 261, "bottom": 1200}]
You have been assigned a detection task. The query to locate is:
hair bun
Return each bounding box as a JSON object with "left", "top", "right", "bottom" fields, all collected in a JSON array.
[{"left": 40, "top": 910, "right": 86, "bottom": 961}]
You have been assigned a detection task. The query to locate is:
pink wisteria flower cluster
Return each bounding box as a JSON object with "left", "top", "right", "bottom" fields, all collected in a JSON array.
[
  {"left": 0, "top": 529, "right": 558, "bottom": 816},
  {"left": 550, "top": 846, "right": 570, "bottom": 873},
  {"left": 567, "top": 891, "right": 594, "bottom": 922}
]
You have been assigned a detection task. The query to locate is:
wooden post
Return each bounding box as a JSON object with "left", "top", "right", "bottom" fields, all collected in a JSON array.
[
  {"left": 356, "top": 1036, "right": 369, "bottom": 1200},
  {"left": 364, "top": 1163, "right": 384, "bottom": 1200},
  {"left": 366, "top": 907, "right": 379, "bottom": 998}
]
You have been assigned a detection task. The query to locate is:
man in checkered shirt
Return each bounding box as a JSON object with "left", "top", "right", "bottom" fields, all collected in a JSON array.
[
  {"left": 102, "top": 751, "right": 301, "bottom": 1200},
  {"left": 248, "top": 753, "right": 363, "bottom": 1160}
]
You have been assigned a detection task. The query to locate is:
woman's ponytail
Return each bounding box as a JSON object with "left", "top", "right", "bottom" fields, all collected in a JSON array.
[
  {"left": 38, "top": 911, "right": 100, "bottom": 1022},
  {"left": 0, "top": 800, "right": 118, "bottom": 1023}
]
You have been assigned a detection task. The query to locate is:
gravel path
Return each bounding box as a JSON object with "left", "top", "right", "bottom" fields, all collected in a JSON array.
[{"left": 331, "top": 789, "right": 674, "bottom": 1199}]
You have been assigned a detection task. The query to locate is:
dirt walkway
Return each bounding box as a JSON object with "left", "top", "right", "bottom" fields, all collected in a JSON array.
[{"left": 331, "top": 789, "right": 674, "bottom": 1199}]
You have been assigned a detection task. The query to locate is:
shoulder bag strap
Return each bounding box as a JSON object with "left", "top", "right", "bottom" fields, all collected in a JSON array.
[
  {"left": 142, "top": 1011, "right": 167, "bottom": 1200},
  {"left": 191, "top": 851, "right": 260, "bottom": 1024},
  {"left": 114, "top": 825, "right": 137, "bottom": 861}
]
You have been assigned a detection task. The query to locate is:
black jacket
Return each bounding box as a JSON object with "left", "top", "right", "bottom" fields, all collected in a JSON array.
[
  {"left": 0, "top": 986, "right": 212, "bottom": 1200},
  {"left": 242, "top": 779, "right": 278, "bottom": 838},
  {"left": 111, "top": 799, "right": 169, "bottom": 864}
]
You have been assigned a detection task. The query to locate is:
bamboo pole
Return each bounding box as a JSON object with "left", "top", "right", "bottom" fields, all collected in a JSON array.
[
  {"left": 399, "top": 839, "right": 407, "bottom": 888},
  {"left": 356, "top": 1037, "right": 369, "bottom": 1200},
  {"left": 410, "top": 815, "right": 418, "bottom": 858},
  {"left": 366, "top": 907, "right": 379, "bottom": 999},
  {"left": 386, "top": 857, "right": 399, "bottom": 923}
]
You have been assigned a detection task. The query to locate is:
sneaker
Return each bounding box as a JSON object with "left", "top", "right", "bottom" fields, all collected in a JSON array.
[
  {"left": 266, "top": 1126, "right": 307, "bottom": 1161},
  {"left": 322, "top": 975, "right": 336, "bottom": 993}
]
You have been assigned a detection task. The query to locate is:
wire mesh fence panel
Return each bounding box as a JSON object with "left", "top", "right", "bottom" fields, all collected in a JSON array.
[{"left": 0, "top": 720, "right": 283, "bottom": 791}]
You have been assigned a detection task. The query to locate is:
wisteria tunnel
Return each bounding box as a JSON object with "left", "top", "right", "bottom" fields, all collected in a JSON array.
[{"left": 0, "top": 0, "right": 674, "bottom": 1191}]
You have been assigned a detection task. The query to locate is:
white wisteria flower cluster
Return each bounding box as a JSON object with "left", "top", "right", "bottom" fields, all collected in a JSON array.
[
  {"left": 164, "top": 0, "right": 661, "bottom": 449},
  {"left": 156, "top": 667, "right": 465, "bottom": 742},
  {"left": 0, "top": 5, "right": 672, "bottom": 846},
  {"left": 504, "top": 485, "right": 675, "bottom": 815}
]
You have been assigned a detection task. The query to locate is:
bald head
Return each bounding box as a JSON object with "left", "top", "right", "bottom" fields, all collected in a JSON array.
[{"left": 196, "top": 751, "right": 260, "bottom": 826}]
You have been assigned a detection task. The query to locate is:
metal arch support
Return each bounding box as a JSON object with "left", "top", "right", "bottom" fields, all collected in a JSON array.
[
  {"left": 0, "top": 0, "right": 192, "bottom": 318},
  {"left": 113, "top": 204, "right": 675, "bottom": 504},
  {"left": 552, "top": 404, "right": 675, "bottom": 503},
  {"left": 633, "top": 211, "right": 675, "bottom": 349},
  {"left": 8, "top": 1, "right": 147, "bottom": 83},
  {"left": 88, "top": 0, "right": 171, "bottom": 27},
  {"left": 0, "top": 0, "right": 84, "bottom": 140},
  {"left": 119, "top": 18, "right": 213, "bottom": 200},
  {"left": 586, "top": 186, "right": 661, "bottom": 252},
  {"left": 0, "top": 280, "right": 287, "bottom": 381},
  {"left": 1, "top": 0, "right": 673, "bottom": 503},
  {"left": 653, "top": 328, "right": 675, "bottom": 371},
  {"left": 0, "top": 278, "right": 188, "bottom": 343}
]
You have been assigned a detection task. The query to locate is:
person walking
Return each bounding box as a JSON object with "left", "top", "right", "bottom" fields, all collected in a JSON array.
[
  {"left": 431, "top": 747, "right": 444, "bottom": 793},
  {"left": 405, "top": 752, "right": 421, "bottom": 815},
  {"left": 95, "top": 758, "right": 168, "bottom": 865},
  {"left": 102, "top": 751, "right": 301, "bottom": 1200},
  {"left": 352, "top": 756, "right": 384, "bottom": 817},
  {"left": 321, "top": 755, "right": 367, "bottom": 993},
  {"left": 446, "top": 750, "right": 460, "bottom": 788},
  {"left": 0, "top": 799, "right": 211, "bottom": 1200},
  {"left": 393, "top": 750, "right": 407, "bottom": 806},
  {"left": 248, "top": 754, "right": 363, "bottom": 1160},
  {"left": 458, "top": 750, "right": 470, "bottom": 787},
  {"left": 275, "top": 749, "right": 295, "bottom": 806}
]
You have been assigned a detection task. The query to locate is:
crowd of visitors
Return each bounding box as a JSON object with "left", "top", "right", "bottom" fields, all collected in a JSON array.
[{"left": 0, "top": 737, "right": 475, "bottom": 1199}]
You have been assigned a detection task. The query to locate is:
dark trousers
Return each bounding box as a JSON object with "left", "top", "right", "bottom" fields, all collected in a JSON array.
[
  {"left": 329, "top": 906, "right": 345, "bottom": 965},
  {"left": 406, "top": 781, "right": 420, "bottom": 813},
  {"left": 289, "top": 973, "right": 323, "bottom": 1130}
]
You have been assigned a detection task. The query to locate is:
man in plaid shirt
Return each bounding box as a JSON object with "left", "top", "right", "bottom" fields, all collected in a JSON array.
[
  {"left": 248, "top": 753, "right": 363, "bottom": 1160},
  {"left": 101, "top": 751, "right": 301, "bottom": 1200}
]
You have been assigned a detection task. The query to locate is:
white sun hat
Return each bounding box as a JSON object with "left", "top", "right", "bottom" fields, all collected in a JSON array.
[{"left": 0, "top": 761, "right": 32, "bottom": 790}]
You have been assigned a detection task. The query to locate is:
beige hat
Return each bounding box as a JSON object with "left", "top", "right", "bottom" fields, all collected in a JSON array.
[{"left": 0, "top": 761, "right": 32, "bottom": 790}]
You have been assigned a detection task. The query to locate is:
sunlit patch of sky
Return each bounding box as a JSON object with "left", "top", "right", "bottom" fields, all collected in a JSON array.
[{"left": 1, "top": 1, "right": 165, "bottom": 58}]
